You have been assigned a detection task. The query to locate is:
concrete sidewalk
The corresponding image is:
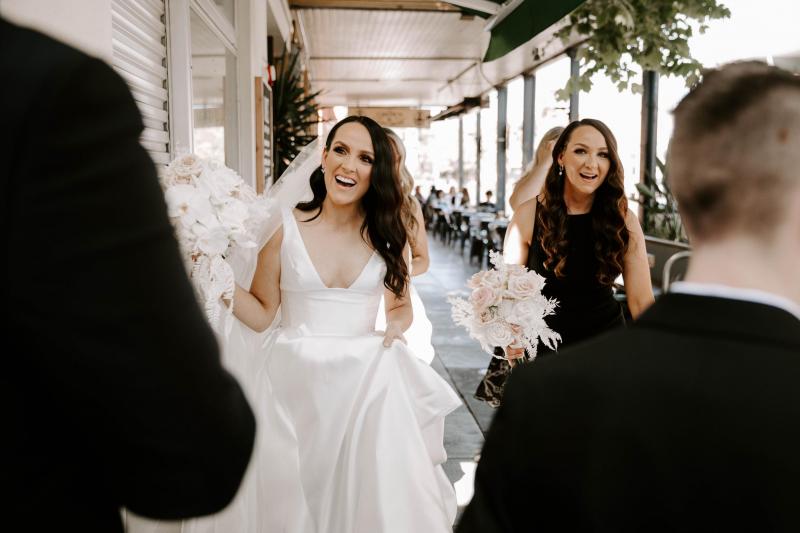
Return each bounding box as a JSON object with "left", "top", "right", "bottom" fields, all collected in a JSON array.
[{"left": 414, "top": 235, "right": 499, "bottom": 515}]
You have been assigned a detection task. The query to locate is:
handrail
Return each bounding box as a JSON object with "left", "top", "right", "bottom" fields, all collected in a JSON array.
[{"left": 662, "top": 251, "right": 692, "bottom": 293}]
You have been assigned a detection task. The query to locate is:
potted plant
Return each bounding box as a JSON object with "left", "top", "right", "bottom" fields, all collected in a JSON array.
[
  {"left": 632, "top": 156, "right": 691, "bottom": 294},
  {"left": 272, "top": 47, "right": 321, "bottom": 178},
  {"left": 634, "top": 157, "right": 687, "bottom": 243}
]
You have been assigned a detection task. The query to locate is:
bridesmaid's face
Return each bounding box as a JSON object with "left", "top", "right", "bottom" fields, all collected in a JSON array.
[
  {"left": 321, "top": 123, "right": 374, "bottom": 206},
  {"left": 558, "top": 125, "right": 611, "bottom": 197}
]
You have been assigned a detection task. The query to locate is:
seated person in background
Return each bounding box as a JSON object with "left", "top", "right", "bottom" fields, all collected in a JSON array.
[
  {"left": 478, "top": 190, "right": 498, "bottom": 212},
  {"left": 460, "top": 187, "right": 471, "bottom": 208},
  {"left": 414, "top": 185, "right": 425, "bottom": 205},
  {"left": 423, "top": 186, "right": 438, "bottom": 228}
]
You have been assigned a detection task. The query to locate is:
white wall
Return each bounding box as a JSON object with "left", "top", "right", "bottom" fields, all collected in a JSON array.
[
  {"left": 1, "top": 0, "right": 113, "bottom": 61},
  {"left": 234, "top": 0, "right": 272, "bottom": 187}
]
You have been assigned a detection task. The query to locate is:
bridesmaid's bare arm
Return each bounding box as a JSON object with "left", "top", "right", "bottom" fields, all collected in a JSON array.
[
  {"left": 621, "top": 210, "right": 655, "bottom": 319},
  {"left": 409, "top": 198, "right": 430, "bottom": 276},
  {"left": 503, "top": 197, "right": 536, "bottom": 266}
]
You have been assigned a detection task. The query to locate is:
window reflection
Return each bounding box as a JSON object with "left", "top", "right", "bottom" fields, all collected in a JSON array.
[{"left": 190, "top": 9, "right": 238, "bottom": 170}]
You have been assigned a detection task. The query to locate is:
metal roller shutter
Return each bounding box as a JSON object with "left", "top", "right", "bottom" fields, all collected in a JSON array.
[{"left": 111, "top": 0, "right": 171, "bottom": 165}]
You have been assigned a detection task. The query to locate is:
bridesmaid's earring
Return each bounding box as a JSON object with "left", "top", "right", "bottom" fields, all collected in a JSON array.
[
  {"left": 558, "top": 165, "right": 564, "bottom": 176},
  {"left": 321, "top": 165, "right": 325, "bottom": 173}
]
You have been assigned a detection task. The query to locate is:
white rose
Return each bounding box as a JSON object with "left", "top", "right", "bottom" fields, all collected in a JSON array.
[
  {"left": 508, "top": 299, "right": 548, "bottom": 330},
  {"left": 484, "top": 321, "right": 516, "bottom": 348}
]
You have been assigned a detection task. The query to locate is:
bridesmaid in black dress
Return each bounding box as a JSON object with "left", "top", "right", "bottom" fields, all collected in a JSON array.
[{"left": 475, "top": 119, "right": 654, "bottom": 407}]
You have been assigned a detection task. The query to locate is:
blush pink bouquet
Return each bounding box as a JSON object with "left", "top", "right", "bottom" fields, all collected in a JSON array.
[{"left": 449, "top": 251, "right": 561, "bottom": 362}]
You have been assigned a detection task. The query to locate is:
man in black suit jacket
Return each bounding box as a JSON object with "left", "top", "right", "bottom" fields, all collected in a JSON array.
[
  {"left": 458, "top": 62, "right": 800, "bottom": 532},
  {"left": 2, "top": 20, "right": 256, "bottom": 531}
]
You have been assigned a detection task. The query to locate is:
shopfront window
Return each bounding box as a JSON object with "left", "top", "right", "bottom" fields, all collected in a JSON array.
[{"left": 190, "top": 8, "right": 239, "bottom": 170}]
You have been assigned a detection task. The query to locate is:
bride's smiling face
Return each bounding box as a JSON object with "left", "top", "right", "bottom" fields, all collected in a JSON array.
[{"left": 321, "top": 122, "right": 374, "bottom": 206}]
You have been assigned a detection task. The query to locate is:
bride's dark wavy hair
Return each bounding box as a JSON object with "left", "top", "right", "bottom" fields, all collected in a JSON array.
[
  {"left": 536, "top": 118, "right": 629, "bottom": 286},
  {"left": 297, "top": 115, "right": 409, "bottom": 297}
]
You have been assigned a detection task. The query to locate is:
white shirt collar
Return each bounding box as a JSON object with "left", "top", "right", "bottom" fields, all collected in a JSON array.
[{"left": 669, "top": 281, "right": 800, "bottom": 321}]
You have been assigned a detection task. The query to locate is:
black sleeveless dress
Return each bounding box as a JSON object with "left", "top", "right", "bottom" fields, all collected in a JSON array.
[{"left": 474, "top": 207, "right": 625, "bottom": 407}]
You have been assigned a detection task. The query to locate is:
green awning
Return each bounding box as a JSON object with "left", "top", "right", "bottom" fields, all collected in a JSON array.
[{"left": 483, "top": 0, "right": 585, "bottom": 63}]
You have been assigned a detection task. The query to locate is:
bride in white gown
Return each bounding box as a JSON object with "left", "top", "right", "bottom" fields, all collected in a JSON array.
[{"left": 218, "top": 116, "right": 459, "bottom": 532}]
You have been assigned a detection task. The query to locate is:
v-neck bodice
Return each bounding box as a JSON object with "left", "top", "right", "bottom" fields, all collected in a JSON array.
[{"left": 279, "top": 208, "right": 387, "bottom": 336}]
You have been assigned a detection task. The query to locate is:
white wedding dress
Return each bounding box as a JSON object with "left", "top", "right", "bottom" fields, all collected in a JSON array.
[
  {"left": 375, "top": 278, "right": 435, "bottom": 365},
  {"left": 182, "top": 208, "right": 460, "bottom": 533}
]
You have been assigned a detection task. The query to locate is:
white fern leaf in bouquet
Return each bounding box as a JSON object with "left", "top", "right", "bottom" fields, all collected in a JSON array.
[{"left": 449, "top": 250, "right": 561, "bottom": 364}]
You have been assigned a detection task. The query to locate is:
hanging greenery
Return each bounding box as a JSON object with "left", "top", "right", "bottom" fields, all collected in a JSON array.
[
  {"left": 553, "top": 0, "right": 731, "bottom": 100},
  {"left": 272, "top": 47, "right": 321, "bottom": 178}
]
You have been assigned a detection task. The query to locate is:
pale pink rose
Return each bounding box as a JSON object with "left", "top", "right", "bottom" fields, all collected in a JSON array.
[
  {"left": 466, "top": 270, "right": 488, "bottom": 289},
  {"left": 506, "top": 271, "right": 546, "bottom": 300},
  {"left": 467, "top": 269, "right": 505, "bottom": 290},
  {"left": 484, "top": 321, "right": 516, "bottom": 347},
  {"left": 173, "top": 154, "right": 203, "bottom": 178},
  {"left": 470, "top": 286, "right": 499, "bottom": 312},
  {"left": 482, "top": 269, "right": 505, "bottom": 289}
]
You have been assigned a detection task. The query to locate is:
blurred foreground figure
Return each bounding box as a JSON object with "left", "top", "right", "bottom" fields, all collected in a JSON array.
[
  {"left": 2, "top": 19, "right": 255, "bottom": 532},
  {"left": 459, "top": 61, "right": 800, "bottom": 533}
]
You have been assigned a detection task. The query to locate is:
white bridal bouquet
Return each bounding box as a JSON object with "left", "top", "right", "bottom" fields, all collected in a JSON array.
[
  {"left": 449, "top": 251, "right": 561, "bottom": 362},
  {"left": 160, "top": 154, "right": 268, "bottom": 325}
]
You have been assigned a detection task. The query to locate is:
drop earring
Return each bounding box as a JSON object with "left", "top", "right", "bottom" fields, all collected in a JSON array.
[{"left": 558, "top": 165, "right": 564, "bottom": 176}]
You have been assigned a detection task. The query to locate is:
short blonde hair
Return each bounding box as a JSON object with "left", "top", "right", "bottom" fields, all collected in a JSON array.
[{"left": 669, "top": 61, "right": 800, "bottom": 242}]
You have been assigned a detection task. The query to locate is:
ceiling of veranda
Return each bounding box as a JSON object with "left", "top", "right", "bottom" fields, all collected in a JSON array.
[{"left": 289, "top": 0, "right": 576, "bottom": 108}]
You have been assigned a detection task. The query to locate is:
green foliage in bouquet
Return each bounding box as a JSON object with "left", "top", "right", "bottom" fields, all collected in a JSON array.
[
  {"left": 273, "top": 48, "right": 321, "bottom": 178},
  {"left": 633, "top": 157, "right": 688, "bottom": 242},
  {"left": 553, "top": 0, "right": 731, "bottom": 100}
]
